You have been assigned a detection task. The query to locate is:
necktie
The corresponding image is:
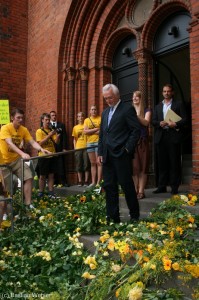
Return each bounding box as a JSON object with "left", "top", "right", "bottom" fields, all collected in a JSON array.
[{"left": 108, "top": 107, "right": 114, "bottom": 126}]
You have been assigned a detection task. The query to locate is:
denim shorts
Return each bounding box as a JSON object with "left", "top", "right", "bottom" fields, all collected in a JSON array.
[{"left": 86, "top": 142, "right": 98, "bottom": 153}]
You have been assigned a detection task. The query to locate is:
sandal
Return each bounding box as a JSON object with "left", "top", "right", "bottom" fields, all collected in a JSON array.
[{"left": 137, "top": 192, "right": 145, "bottom": 200}]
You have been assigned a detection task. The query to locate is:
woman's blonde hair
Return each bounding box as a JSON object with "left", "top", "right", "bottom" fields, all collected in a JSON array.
[{"left": 132, "top": 90, "right": 144, "bottom": 118}]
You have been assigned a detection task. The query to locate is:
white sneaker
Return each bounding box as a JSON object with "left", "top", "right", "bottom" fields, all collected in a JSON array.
[{"left": 3, "top": 214, "right": 7, "bottom": 220}]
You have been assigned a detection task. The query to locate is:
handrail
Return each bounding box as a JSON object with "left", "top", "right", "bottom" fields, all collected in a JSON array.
[{"left": 20, "top": 146, "right": 98, "bottom": 203}]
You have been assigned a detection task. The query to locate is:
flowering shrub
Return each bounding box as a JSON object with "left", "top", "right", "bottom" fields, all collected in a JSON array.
[{"left": 0, "top": 189, "right": 198, "bottom": 299}]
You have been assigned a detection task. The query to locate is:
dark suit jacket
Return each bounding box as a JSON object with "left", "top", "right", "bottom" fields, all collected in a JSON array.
[
  {"left": 98, "top": 101, "right": 141, "bottom": 163},
  {"left": 55, "top": 121, "right": 67, "bottom": 152},
  {"left": 152, "top": 100, "right": 187, "bottom": 144}
]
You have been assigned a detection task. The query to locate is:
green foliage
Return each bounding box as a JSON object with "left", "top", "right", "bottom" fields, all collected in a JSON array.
[{"left": 0, "top": 188, "right": 198, "bottom": 299}]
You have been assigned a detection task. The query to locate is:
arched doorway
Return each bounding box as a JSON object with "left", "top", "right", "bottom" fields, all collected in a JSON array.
[
  {"left": 112, "top": 36, "right": 138, "bottom": 102},
  {"left": 153, "top": 11, "right": 192, "bottom": 184}
]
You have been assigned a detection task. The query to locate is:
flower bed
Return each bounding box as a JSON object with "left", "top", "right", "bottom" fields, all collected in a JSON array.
[{"left": 0, "top": 189, "right": 198, "bottom": 299}]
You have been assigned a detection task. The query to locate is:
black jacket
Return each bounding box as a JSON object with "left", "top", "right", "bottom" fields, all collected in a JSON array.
[
  {"left": 98, "top": 101, "right": 141, "bottom": 163},
  {"left": 152, "top": 100, "right": 187, "bottom": 144}
]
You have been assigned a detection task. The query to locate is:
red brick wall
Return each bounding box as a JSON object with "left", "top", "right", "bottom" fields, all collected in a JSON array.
[
  {"left": 189, "top": 3, "right": 199, "bottom": 191},
  {"left": 26, "top": 0, "right": 72, "bottom": 137},
  {"left": 0, "top": 0, "right": 28, "bottom": 115}
]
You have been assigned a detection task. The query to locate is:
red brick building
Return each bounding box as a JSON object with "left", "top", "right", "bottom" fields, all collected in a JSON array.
[{"left": 1, "top": 0, "right": 199, "bottom": 190}]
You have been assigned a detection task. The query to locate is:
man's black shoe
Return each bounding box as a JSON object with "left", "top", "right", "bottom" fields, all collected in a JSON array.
[
  {"left": 153, "top": 187, "right": 167, "bottom": 194},
  {"left": 106, "top": 216, "right": 120, "bottom": 224},
  {"left": 130, "top": 217, "right": 139, "bottom": 223},
  {"left": 171, "top": 190, "right": 178, "bottom": 195}
]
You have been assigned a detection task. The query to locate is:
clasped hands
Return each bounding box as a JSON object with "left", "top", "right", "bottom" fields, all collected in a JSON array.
[{"left": 160, "top": 119, "right": 176, "bottom": 128}]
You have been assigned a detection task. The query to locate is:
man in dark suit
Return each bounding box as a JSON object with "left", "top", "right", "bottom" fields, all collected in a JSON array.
[
  {"left": 152, "top": 84, "right": 187, "bottom": 194},
  {"left": 50, "top": 111, "right": 69, "bottom": 186},
  {"left": 97, "top": 84, "right": 141, "bottom": 223}
]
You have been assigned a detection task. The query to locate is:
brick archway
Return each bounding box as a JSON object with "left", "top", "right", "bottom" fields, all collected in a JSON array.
[{"left": 58, "top": 0, "right": 131, "bottom": 148}]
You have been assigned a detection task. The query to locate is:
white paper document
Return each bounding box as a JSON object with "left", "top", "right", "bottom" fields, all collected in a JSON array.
[{"left": 164, "top": 109, "right": 182, "bottom": 122}]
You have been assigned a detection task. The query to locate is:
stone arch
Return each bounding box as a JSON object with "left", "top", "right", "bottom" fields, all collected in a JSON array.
[
  {"left": 141, "top": 1, "right": 191, "bottom": 50},
  {"left": 100, "top": 27, "right": 138, "bottom": 68}
]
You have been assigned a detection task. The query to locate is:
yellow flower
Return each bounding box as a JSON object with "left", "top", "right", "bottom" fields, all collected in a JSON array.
[
  {"left": 1, "top": 220, "right": 11, "bottom": 228},
  {"left": 185, "top": 264, "right": 199, "bottom": 278},
  {"left": 147, "top": 244, "right": 153, "bottom": 253},
  {"left": 84, "top": 255, "right": 97, "bottom": 269},
  {"left": 176, "top": 226, "right": 183, "bottom": 235},
  {"left": 111, "top": 264, "right": 121, "bottom": 272},
  {"left": 90, "top": 263, "right": 97, "bottom": 270},
  {"left": 113, "top": 231, "right": 119, "bottom": 237},
  {"left": 162, "top": 257, "right": 172, "bottom": 271},
  {"left": 170, "top": 231, "right": 174, "bottom": 239},
  {"left": 188, "top": 200, "right": 195, "bottom": 206},
  {"left": 180, "top": 195, "right": 189, "bottom": 202},
  {"left": 143, "top": 256, "right": 149, "bottom": 262},
  {"left": 0, "top": 260, "right": 6, "bottom": 270},
  {"left": 128, "top": 286, "right": 143, "bottom": 300},
  {"left": 35, "top": 250, "right": 51, "bottom": 261},
  {"left": 99, "top": 233, "right": 110, "bottom": 243},
  {"left": 191, "top": 195, "right": 197, "bottom": 201},
  {"left": 80, "top": 195, "right": 86, "bottom": 203},
  {"left": 39, "top": 216, "right": 45, "bottom": 222},
  {"left": 188, "top": 216, "right": 195, "bottom": 223},
  {"left": 107, "top": 238, "right": 115, "bottom": 251},
  {"left": 150, "top": 264, "right": 156, "bottom": 270},
  {"left": 115, "top": 288, "right": 121, "bottom": 298},
  {"left": 149, "top": 223, "right": 158, "bottom": 229},
  {"left": 172, "top": 262, "right": 180, "bottom": 271},
  {"left": 82, "top": 272, "right": 96, "bottom": 279}
]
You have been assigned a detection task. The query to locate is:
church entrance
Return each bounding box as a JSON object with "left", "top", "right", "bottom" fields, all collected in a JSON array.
[{"left": 153, "top": 11, "right": 192, "bottom": 184}]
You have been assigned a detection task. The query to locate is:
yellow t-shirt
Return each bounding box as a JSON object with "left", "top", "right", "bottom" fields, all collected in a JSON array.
[
  {"left": 0, "top": 123, "right": 33, "bottom": 164},
  {"left": 36, "top": 128, "right": 56, "bottom": 155},
  {"left": 72, "top": 124, "right": 87, "bottom": 149},
  {"left": 0, "top": 150, "right": 4, "bottom": 185},
  {"left": 0, "top": 149, "right": 4, "bottom": 165},
  {"left": 84, "top": 116, "right": 101, "bottom": 143}
]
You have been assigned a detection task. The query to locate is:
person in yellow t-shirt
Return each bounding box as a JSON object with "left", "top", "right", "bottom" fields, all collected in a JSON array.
[
  {"left": 72, "top": 112, "right": 90, "bottom": 186},
  {"left": 83, "top": 105, "right": 102, "bottom": 187},
  {"left": 36, "top": 113, "right": 60, "bottom": 198},
  {"left": 0, "top": 108, "right": 50, "bottom": 209},
  {"left": 0, "top": 149, "right": 6, "bottom": 222}
]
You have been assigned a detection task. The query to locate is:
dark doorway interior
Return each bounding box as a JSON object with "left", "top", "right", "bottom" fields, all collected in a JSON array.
[
  {"left": 153, "top": 11, "right": 192, "bottom": 184},
  {"left": 112, "top": 36, "right": 138, "bottom": 102}
]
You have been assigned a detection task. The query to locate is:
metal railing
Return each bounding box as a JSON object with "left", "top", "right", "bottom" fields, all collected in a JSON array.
[{"left": 20, "top": 146, "right": 98, "bottom": 203}]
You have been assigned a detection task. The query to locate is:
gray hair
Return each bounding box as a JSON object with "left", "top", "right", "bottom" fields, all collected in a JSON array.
[{"left": 102, "top": 84, "right": 120, "bottom": 98}]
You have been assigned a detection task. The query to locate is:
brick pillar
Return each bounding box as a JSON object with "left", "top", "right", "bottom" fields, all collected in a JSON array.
[
  {"left": 65, "top": 67, "right": 76, "bottom": 183},
  {"left": 79, "top": 66, "right": 89, "bottom": 114},
  {"left": 133, "top": 48, "right": 152, "bottom": 107},
  {"left": 66, "top": 67, "right": 76, "bottom": 146},
  {"left": 133, "top": 48, "right": 154, "bottom": 187}
]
